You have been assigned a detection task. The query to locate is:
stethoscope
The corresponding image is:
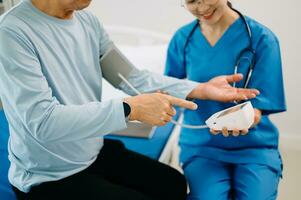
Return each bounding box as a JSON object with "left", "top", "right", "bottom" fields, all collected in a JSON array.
[
  {"left": 183, "top": 8, "right": 256, "bottom": 89},
  {"left": 120, "top": 9, "right": 257, "bottom": 129}
]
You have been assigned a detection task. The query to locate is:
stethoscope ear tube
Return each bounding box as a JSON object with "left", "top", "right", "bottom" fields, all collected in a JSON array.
[
  {"left": 184, "top": 9, "right": 256, "bottom": 90},
  {"left": 244, "top": 67, "right": 253, "bottom": 89}
]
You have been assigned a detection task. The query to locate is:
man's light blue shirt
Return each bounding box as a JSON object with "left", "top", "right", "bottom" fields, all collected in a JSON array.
[{"left": 0, "top": 0, "right": 198, "bottom": 192}]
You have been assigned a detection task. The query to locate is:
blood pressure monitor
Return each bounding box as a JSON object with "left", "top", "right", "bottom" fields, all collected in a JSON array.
[{"left": 205, "top": 101, "right": 255, "bottom": 131}]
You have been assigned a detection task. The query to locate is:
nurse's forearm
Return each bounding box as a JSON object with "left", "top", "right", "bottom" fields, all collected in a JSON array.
[{"left": 186, "top": 83, "right": 206, "bottom": 99}]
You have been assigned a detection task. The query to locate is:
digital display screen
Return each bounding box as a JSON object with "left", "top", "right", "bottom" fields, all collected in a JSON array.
[{"left": 217, "top": 103, "right": 247, "bottom": 118}]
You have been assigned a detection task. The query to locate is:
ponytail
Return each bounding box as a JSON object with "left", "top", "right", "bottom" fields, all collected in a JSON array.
[{"left": 227, "top": 1, "right": 233, "bottom": 8}]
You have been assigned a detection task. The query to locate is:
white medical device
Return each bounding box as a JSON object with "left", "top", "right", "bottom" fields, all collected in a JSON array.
[
  {"left": 100, "top": 45, "right": 255, "bottom": 130},
  {"left": 205, "top": 101, "right": 255, "bottom": 131}
]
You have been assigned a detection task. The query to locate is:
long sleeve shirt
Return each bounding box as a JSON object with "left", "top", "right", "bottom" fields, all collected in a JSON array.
[{"left": 0, "top": 0, "right": 198, "bottom": 192}]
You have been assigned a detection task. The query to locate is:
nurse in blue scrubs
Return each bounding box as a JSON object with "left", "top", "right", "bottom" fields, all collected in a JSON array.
[{"left": 165, "top": 0, "right": 286, "bottom": 199}]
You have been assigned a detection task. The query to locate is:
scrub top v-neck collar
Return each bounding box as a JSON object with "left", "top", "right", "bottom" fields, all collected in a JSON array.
[{"left": 197, "top": 17, "right": 242, "bottom": 51}]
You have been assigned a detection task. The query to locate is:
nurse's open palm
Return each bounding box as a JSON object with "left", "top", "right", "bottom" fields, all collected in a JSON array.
[{"left": 203, "top": 74, "right": 260, "bottom": 102}]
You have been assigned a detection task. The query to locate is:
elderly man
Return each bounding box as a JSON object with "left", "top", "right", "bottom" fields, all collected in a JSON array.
[{"left": 0, "top": 0, "right": 259, "bottom": 199}]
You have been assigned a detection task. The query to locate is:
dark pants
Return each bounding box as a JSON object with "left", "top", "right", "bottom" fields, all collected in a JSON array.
[{"left": 13, "top": 139, "right": 187, "bottom": 200}]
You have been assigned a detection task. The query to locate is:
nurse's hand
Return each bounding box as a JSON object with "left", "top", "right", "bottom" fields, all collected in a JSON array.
[
  {"left": 124, "top": 93, "right": 198, "bottom": 126},
  {"left": 210, "top": 109, "right": 262, "bottom": 137},
  {"left": 188, "top": 74, "right": 260, "bottom": 102}
]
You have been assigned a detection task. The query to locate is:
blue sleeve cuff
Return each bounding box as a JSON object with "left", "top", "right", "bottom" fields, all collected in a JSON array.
[{"left": 251, "top": 96, "right": 286, "bottom": 115}]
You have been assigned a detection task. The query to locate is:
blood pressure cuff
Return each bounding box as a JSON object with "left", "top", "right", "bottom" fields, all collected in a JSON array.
[{"left": 100, "top": 44, "right": 137, "bottom": 88}]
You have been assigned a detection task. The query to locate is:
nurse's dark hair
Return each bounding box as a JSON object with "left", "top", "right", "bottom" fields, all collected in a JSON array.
[{"left": 227, "top": 1, "right": 233, "bottom": 8}]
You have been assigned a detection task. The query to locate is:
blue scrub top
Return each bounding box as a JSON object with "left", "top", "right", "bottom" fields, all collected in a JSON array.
[{"left": 165, "top": 17, "right": 286, "bottom": 173}]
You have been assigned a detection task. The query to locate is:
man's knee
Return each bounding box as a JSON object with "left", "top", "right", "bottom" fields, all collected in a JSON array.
[{"left": 159, "top": 167, "right": 187, "bottom": 200}]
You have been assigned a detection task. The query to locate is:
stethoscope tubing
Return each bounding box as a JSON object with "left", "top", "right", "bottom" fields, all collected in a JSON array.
[
  {"left": 183, "top": 8, "right": 256, "bottom": 89},
  {"left": 119, "top": 9, "right": 257, "bottom": 129}
]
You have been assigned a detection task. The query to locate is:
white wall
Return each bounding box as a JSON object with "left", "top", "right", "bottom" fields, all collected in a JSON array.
[{"left": 88, "top": 0, "right": 301, "bottom": 136}]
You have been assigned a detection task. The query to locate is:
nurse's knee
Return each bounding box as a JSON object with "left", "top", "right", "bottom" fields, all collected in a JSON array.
[
  {"left": 188, "top": 183, "right": 230, "bottom": 200},
  {"left": 235, "top": 191, "right": 278, "bottom": 200},
  {"left": 234, "top": 175, "right": 280, "bottom": 200},
  {"left": 235, "top": 184, "right": 279, "bottom": 200},
  {"left": 187, "top": 191, "right": 229, "bottom": 200}
]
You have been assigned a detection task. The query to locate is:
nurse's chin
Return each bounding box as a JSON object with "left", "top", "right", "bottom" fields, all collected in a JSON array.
[{"left": 199, "top": 17, "right": 219, "bottom": 26}]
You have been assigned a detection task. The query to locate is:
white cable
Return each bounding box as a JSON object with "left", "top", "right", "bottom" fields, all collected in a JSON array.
[
  {"left": 118, "top": 73, "right": 142, "bottom": 96},
  {"left": 169, "top": 119, "right": 208, "bottom": 129},
  {"left": 118, "top": 73, "right": 208, "bottom": 129}
]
